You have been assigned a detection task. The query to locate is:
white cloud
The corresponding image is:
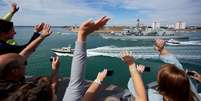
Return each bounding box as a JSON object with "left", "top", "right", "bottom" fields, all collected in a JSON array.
[
  {"left": 102, "top": 0, "right": 201, "bottom": 25},
  {"left": 1, "top": 0, "right": 201, "bottom": 26},
  {"left": 2, "top": 0, "right": 112, "bottom": 25}
]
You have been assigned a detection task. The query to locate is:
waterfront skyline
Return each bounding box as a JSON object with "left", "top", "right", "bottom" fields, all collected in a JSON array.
[{"left": 0, "top": 0, "right": 201, "bottom": 26}]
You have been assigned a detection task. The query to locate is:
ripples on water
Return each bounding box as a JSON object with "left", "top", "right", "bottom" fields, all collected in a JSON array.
[{"left": 15, "top": 27, "right": 201, "bottom": 88}]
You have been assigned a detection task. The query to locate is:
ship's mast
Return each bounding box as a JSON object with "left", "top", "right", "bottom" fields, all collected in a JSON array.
[
  {"left": 136, "top": 19, "right": 142, "bottom": 35},
  {"left": 136, "top": 19, "right": 140, "bottom": 29}
]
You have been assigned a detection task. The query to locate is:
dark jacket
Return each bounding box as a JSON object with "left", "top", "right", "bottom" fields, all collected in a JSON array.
[{"left": 0, "top": 32, "right": 40, "bottom": 55}]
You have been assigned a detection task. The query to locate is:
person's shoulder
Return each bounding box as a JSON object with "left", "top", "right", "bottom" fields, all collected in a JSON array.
[
  {"left": 159, "top": 53, "right": 177, "bottom": 62},
  {"left": 148, "top": 89, "right": 163, "bottom": 101}
]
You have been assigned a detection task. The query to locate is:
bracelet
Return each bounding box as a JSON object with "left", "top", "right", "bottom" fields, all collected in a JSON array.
[{"left": 94, "top": 79, "right": 101, "bottom": 85}]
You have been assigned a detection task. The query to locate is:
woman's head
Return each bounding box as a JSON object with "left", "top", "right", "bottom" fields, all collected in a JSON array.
[
  {"left": 0, "top": 20, "right": 16, "bottom": 40},
  {"left": 157, "top": 64, "right": 194, "bottom": 101}
]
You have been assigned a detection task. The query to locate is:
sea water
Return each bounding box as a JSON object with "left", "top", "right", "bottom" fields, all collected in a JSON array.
[{"left": 15, "top": 26, "right": 201, "bottom": 88}]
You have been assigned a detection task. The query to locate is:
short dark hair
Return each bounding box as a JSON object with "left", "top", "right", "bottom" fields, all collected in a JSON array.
[{"left": 0, "top": 19, "right": 14, "bottom": 33}]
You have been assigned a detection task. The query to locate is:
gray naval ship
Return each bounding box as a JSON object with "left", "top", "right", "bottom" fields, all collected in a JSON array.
[{"left": 101, "top": 19, "right": 189, "bottom": 40}]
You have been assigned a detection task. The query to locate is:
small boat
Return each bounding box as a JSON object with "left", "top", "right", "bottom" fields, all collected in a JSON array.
[
  {"left": 166, "top": 39, "right": 180, "bottom": 45},
  {"left": 166, "top": 39, "right": 201, "bottom": 46},
  {"left": 51, "top": 45, "right": 74, "bottom": 54}
]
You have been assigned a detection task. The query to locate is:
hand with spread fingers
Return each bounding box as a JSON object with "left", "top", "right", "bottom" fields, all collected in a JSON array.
[
  {"left": 78, "top": 16, "right": 110, "bottom": 42},
  {"left": 190, "top": 71, "right": 201, "bottom": 83},
  {"left": 51, "top": 56, "right": 60, "bottom": 71},
  {"left": 40, "top": 24, "right": 52, "bottom": 38},
  {"left": 120, "top": 51, "right": 135, "bottom": 66},
  {"left": 34, "top": 22, "right": 45, "bottom": 33},
  {"left": 136, "top": 64, "right": 145, "bottom": 73}
]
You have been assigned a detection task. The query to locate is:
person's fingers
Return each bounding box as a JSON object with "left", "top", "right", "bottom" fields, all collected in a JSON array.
[
  {"left": 142, "top": 65, "right": 145, "bottom": 70},
  {"left": 120, "top": 52, "right": 125, "bottom": 61},
  {"left": 94, "top": 16, "right": 110, "bottom": 30},
  {"left": 125, "top": 50, "right": 129, "bottom": 56},
  {"left": 191, "top": 71, "right": 198, "bottom": 74},
  {"left": 129, "top": 51, "right": 132, "bottom": 56},
  {"left": 120, "top": 51, "right": 124, "bottom": 58},
  {"left": 139, "top": 68, "right": 143, "bottom": 72},
  {"left": 35, "top": 24, "right": 39, "bottom": 28},
  {"left": 39, "top": 23, "right": 44, "bottom": 29},
  {"left": 52, "top": 57, "right": 56, "bottom": 62},
  {"left": 41, "top": 22, "right": 45, "bottom": 26},
  {"left": 82, "top": 18, "right": 94, "bottom": 27},
  {"left": 194, "top": 73, "right": 199, "bottom": 77},
  {"left": 43, "top": 24, "right": 47, "bottom": 30},
  {"left": 140, "top": 64, "right": 145, "bottom": 68},
  {"left": 47, "top": 24, "right": 51, "bottom": 32},
  {"left": 95, "top": 16, "right": 107, "bottom": 25},
  {"left": 49, "top": 30, "right": 53, "bottom": 35},
  {"left": 191, "top": 76, "right": 198, "bottom": 80},
  {"left": 55, "top": 56, "right": 59, "bottom": 61},
  {"left": 104, "top": 69, "right": 107, "bottom": 75},
  {"left": 98, "top": 17, "right": 110, "bottom": 27},
  {"left": 121, "top": 51, "right": 125, "bottom": 57},
  {"left": 97, "top": 17, "right": 109, "bottom": 27},
  {"left": 45, "top": 24, "right": 48, "bottom": 30},
  {"left": 133, "top": 53, "right": 136, "bottom": 59}
]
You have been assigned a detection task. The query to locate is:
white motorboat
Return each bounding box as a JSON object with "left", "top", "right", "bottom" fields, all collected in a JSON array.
[{"left": 51, "top": 45, "right": 74, "bottom": 54}]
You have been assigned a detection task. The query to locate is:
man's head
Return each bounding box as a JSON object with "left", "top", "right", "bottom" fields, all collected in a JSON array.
[
  {"left": 0, "top": 53, "right": 26, "bottom": 80},
  {"left": 154, "top": 38, "right": 166, "bottom": 52},
  {"left": 0, "top": 19, "right": 16, "bottom": 40}
]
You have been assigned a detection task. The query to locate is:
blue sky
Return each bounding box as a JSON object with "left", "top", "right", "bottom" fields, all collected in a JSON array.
[{"left": 0, "top": 0, "right": 201, "bottom": 26}]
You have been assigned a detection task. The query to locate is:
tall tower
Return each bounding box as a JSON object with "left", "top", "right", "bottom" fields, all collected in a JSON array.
[
  {"left": 152, "top": 21, "right": 160, "bottom": 30},
  {"left": 136, "top": 19, "right": 140, "bottom": 29},
  {"left": 136, "top": 19, "right": 142, "bottom": 35}
]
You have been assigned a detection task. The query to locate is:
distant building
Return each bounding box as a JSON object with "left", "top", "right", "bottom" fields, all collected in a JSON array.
[
  {"left": 152, "top": 21, "right": 160, "bottom": 30},
  {"left": 175, "top": 21, "right": 186, "bottom": 29},
  {"left": 166, "top": 24, "right": 175, "bottom": 29}
]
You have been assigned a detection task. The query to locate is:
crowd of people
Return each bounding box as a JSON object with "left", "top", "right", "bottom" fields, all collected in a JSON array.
[{"left": 0, "top": 3, "right": 201, "bottom": 101}]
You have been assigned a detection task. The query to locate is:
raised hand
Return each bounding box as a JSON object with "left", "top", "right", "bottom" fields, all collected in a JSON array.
[
  {"left": 154, "top": 38, "right": 166, "bottom": 51},
  {"left": 41, "top": 24, "right": 52, "bottom": 38},
  {"left": 34, "top": 22, "right": 45, "bottom": 32},
  {"left": 11, "top": 3, "right": 19, "bottom": 14},
  {"left": 96, "top": 69, "right": 107, "bottom": 82},
  {"left": 51, "top": 56, "right": 60, "bottom": 71},
  {"left": 78, "top": 16, "right": 110, "bottom": 42},
  {"left": 190, "top": 71, "right": 201, "bottom": 83},
  {"left": 120, "top": 51, "right": 135, "bottom": 66},
  {"left": 136, "top": 64, "right": 145, "bottom": 73}
]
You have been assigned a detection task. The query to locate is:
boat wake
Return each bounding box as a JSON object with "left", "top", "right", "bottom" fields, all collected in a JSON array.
[
  {"left": 54, "top": 45, "right": 201, "bottom": 60},
  {"left": 167, "top": 39, "right": 201, "bottom": 46}
]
